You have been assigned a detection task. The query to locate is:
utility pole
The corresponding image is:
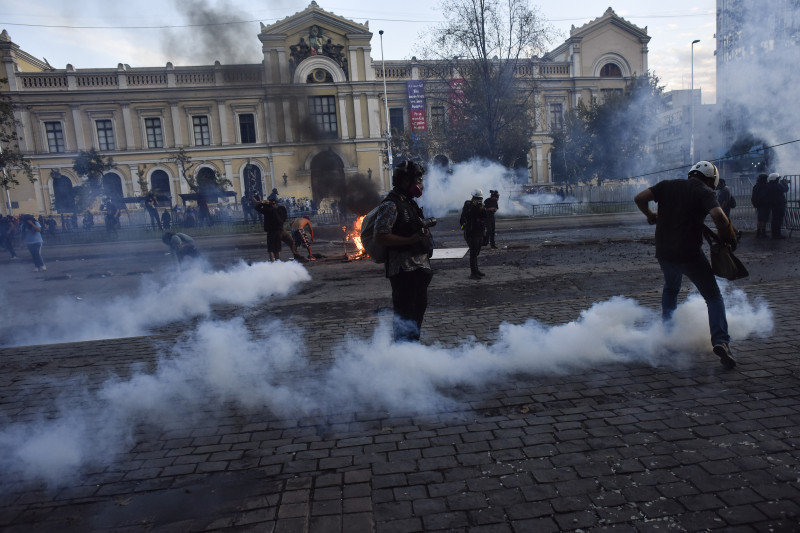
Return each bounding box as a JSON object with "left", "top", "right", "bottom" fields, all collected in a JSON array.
[{"left": 379, "top": 30, "right": 393, "bottom": 173}]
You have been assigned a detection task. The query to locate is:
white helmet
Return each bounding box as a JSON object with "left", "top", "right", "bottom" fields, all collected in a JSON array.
[
  {"left": 768, "top": 172, "right": 781, "bottom": 181},
  {"left": 688, "top": 161, "right": 719, "bottom": 189},
  {"left": 471, "top": 189, "right": 483, "bottom": 198}
]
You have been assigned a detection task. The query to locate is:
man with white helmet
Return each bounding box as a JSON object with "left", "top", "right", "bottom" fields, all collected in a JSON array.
[
  {"left": 766, "top": 172, "right": 789, "bottom": 239},
  {"left": 634, "top": 161, "right": 739, "bottom": 369},
  {"left": 460, "top": 189, "right": 488, "bottom": 279}
]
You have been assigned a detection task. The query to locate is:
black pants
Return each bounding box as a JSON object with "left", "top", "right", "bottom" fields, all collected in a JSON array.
[
  {"left": 487, "top": 215, "right": 496, "bottom": 246},
  {"left": 389, "top": 268, "right": 433, "bottom": 342},
  {"left": 771, "top": 205, "right": 786, "bottom": 236},
  {"left": 464, "top": 231, "right": 483, "bottom": 273}
]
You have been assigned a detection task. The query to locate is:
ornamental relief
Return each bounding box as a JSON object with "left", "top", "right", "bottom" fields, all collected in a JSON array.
[{"left": 289, "top": 25, "right": 349, "bottom": 81}]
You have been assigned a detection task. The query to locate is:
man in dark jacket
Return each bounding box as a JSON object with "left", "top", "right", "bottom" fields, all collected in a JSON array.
[
  {"left": 253, "top": 196, "right": 285, "bottom": 261},
  {"left": 374, "top": 160, "right": 434, "bottom": 342},
  {"left": 751, "top": 173, "right": 770, "bottom": 238},
  {"left": 484, "top": 189, "right": 499, "bottom": 248},
  {"left": 635, "top": 161, "right": 739, "bottom": 369},
  {"left": 766, "top": 172, "right": 789, "bottom": 239},
  {"left": 460, "top": 189, "right": 488, "bottom": 279}
]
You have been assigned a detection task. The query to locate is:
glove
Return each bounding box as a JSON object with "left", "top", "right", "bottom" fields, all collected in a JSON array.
[{"left": 717, "top": 221, "right": 738, "bottom": 251}]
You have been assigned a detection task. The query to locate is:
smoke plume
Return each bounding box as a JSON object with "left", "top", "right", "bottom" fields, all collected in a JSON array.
[
  {"left": 0, "top": 284, "right": 772, "bottom": 489},
  {"left": 1, "top": 259, "right": 311, "bottom": 347},
  {"left": 162, "top": 0, "right": 262, "bottom": 65}
]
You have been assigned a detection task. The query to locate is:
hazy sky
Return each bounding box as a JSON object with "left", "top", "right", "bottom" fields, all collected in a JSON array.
[{"left": 0, "top": 1, "right": 717, "bottom": 102}]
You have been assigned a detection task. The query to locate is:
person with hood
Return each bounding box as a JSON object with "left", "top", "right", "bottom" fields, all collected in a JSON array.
[
  {"left": 460, "top": 189, "right": 488, "bottom": 279},
  {"left": 374, "top": 160, "right": 434, "bottom": 342},
  {"left": 766, "top": 172, "right": 789, "bottom": 239},
  {"left": 751, "top": 173, "right": 770, "bottom": 238},
  {"left": 634, "top": 161, "right": 739, "bottom": 369}
]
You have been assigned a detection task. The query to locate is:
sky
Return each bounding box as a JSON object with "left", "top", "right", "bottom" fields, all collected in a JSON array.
[{"left": 0, "top": 0, "right": 717, "bottom": 102}]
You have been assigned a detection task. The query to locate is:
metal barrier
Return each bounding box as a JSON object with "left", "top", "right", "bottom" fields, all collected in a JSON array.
[{"left": 531, "top": 201, "right": 638, "bottom": 217}]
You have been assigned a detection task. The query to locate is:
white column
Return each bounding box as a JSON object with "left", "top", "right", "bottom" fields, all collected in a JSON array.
[
  {"left": 71, "top": 105, "right": 85, "bottom": 151},
  {"left": 122, "top": 104, "right": 135, "bottom": 150},
  {"left": 267, "top": 99, "right": 279, "bottom": 143},
  {"left": 16, "top": 108, "right": 31, "bottom": 152},
  {"left": 353, "top": 94, "right": 364, "bottom": 139},
  {"left": 170, "top": 102, "right": 183, "bottom": 147},
  {"left": 277, "top": 49, "right": 290, "bottom": 84},
  {"left": 262, "top": 100, "right": 273, "bottom": 144},
  {"left": 366, "top": 95, "right": 381, "bottom": 138},
  {"left": 349, "top": 49, "right": 360, "bottom": 81},
  {"left": 130, "top": 164, "right": 142, "bottom": 197},
  {"left": 282, "top": 100, "right": 293, "bottom": 142},
  {"left": 34, "top": 168, "right": 47, "bottom": 214},
  {"left": 218, "top": 101, "right": 230, "bottom": 145},
  {"left": 338, "top": 95, "right": 349, "bottom": 139},
  {"left": 535, "top": 143, "right": 544, "bottom": 184}
]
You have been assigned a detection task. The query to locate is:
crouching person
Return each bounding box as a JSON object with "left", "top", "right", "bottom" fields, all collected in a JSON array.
[{"left": 162, "top": 231, "right": 199, "bottom": 268}]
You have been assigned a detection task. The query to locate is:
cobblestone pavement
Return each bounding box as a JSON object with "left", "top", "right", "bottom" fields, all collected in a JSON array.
[{"left": 0, "top": 218, "right": 798, "bottom": 532}]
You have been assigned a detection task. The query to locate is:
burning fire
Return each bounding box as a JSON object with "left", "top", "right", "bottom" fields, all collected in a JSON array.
[{"left": 344, "top": 215, "right": 367, "bottom": 260}]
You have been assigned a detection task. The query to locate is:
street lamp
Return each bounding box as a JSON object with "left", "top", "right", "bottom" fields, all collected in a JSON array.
[
  {"left": 690, "top": 39, "right": 700, "bottom": 164},
  {"left": 379, "top": 30, "right": 393, "bottom": 171}
]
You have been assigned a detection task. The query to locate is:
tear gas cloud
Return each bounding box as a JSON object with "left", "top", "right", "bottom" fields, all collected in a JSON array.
[
  {"left": 421, "top": 159, "right": 566, "bottom": 217},
  {"left": 0, "top": 284, "right": 772, "bottom": 488},
  {"left": 1, "top": 260, "right": 311, "bottom": 347},
  {"left": 718, "top": 2, "right": 800, "bottom": 170}
]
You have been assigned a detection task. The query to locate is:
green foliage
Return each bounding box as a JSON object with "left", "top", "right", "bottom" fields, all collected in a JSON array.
[
  {"left": 551, "top": 73, "right": 665, "bottom": 185},
  {"left": 72, "top": 148, "right": 115, "bottom": 186},
  {"left": 0, "top": 81, "right": 34, "bottom": 188}
]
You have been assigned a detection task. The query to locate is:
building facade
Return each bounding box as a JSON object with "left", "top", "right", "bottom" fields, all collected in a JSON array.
[{"left": 0, "top": 3, "right": 649, "bottom": 217}]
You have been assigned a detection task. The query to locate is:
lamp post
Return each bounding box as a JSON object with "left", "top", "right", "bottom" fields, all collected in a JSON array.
[
  {"left": 690, "top": 39, "right": 700, "bottom": 164},
  {"left": 379, "top": 30, "right": 392, "bottom": 171}
]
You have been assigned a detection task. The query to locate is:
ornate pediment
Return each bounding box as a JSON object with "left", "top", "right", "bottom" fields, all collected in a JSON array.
[{"left": 289, "top": 25, "right": 349, "bottom": 80}]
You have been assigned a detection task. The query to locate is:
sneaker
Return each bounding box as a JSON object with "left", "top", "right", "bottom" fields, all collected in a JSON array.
[
  {"left": 32, "top": 268, "right": 39, "bottom": 272},
  {"left": 477, "top": 270, "right": 486, "bottom": 276},
  {"left": 469, "top": 273, "right": 482, "bottom": 280},
  {"left": 713, "top": 343, "right": 737, "bottom": 369},
  {"left": 41, "top": 265, "right": 46, "bottom": 271}
]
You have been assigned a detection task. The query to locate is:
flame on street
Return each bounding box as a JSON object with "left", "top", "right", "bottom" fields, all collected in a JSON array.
[{"left": 344, "top": 215, "right": 367, "bottom": 260}]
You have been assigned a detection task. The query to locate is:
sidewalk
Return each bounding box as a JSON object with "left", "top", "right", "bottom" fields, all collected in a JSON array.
[{"left": 0, "top": 222, "right": 798, "bottom": 532}]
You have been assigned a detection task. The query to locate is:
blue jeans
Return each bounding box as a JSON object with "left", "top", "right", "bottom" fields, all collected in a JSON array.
[
  {"left": 26, "top": 242, "right": 44, "bottom": 269},
  {"left": 659, "top": 256, "right": 730, "bottom": 346}
]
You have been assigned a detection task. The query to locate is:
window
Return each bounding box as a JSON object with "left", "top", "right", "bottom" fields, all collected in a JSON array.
[
  {"left": 145, "top": 118, "right": 163, "bottom": 148},
  {"left": 600, "top": 88, "right": 623, "bottom": 103},
  {"left": 389, "top": 107, "right": 405, "bottom": 134},
  {"left": 308, "top": 96, "right": 337, "bottom": 138},
  {"left": 600, "top": 63, "right": 622, "bottom": 77},
  {"left": 96, "top": 119, "right": 115, "bottom": 150},
  {"left": 45, "top": 122, "right": 65, "bottom": 153},
  {"left": 239, "top": 114, "right": 256, "bottom": 144},
  {"left": 549, "top": 103, "right": 564, "bottom": 131},
  {"left": 150, "top": 170, "right": 170, "bottom": 197},
  {"left": 430, "top": 106, "right": 445, "bottom": 132},
  {"left": 192, "top": 115, "right": 211, "bottom": 146}
]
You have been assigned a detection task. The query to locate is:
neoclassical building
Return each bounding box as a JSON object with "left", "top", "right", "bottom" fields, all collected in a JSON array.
[{"left": 0, "top": 3, "right": 649, "bottom": 217}]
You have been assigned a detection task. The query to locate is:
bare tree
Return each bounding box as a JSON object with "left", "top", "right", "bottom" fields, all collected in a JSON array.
[{"left": 414, "top": 0, "right": 554, "bottom": 167}]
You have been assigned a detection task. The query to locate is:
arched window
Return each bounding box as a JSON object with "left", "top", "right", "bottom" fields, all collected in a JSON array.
[
  {"left": 150, "top": 170, "right": 170, "bottom": 199},
  {"left": 102, "top": 173, "right": 124, "bottom": 202},
  {"left": 242, "top": 164, "right": 264, "bottom": 199},
  {"left": 53, "top": 175, "right": 75, "bottom": 213},
  {"left": 600, "top": 63, "right": 622, "bottom": 77}
]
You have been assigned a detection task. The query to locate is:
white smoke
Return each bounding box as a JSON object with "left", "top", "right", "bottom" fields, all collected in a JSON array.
[
  {"left": 0, "top": 285, "right": 773, "bottom": 489},
  {"left": 717, "top": 1, "right": 800, "bottom": 169},
  {"left": 2, "top": 259, "right": 311, "bottom": 347},
  {"left": 421, "top": 159, "right": 567, "bottom": 217}
]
